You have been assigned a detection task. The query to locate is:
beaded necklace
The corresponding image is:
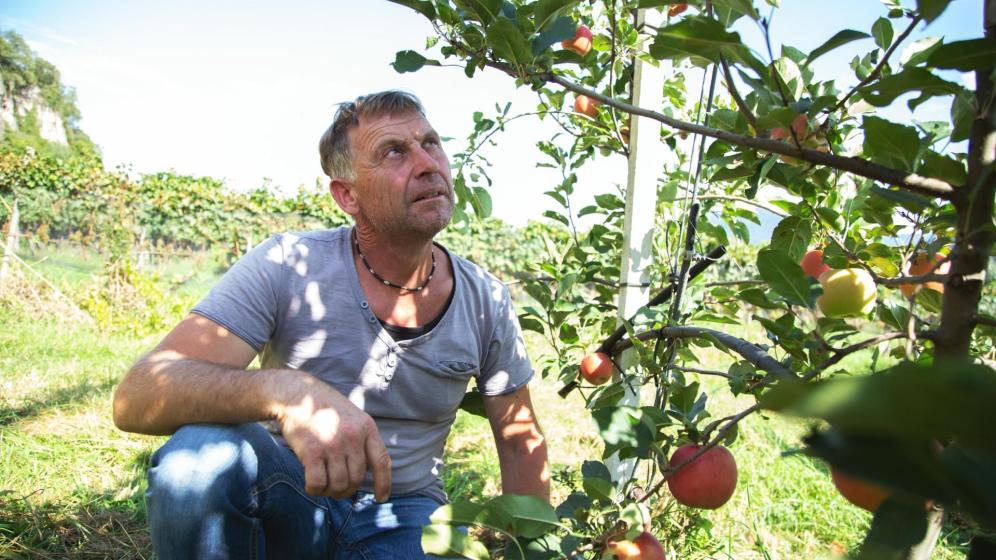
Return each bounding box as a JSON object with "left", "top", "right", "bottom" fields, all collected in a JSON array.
[{"left": 352, "top": 231, "right": 436, "bottom": 293}]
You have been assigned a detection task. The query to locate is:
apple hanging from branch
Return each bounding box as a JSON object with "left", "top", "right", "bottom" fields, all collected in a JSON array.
[
  {"left": 666, "top": 444, "right": 738, "bottom": 509},
  {"left": 561, "top": 24, "right": 593, "bottom": 56}
]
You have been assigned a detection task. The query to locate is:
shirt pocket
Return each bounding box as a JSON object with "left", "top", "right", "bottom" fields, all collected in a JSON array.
[{"left": 435, "top": 360, "right": 480, "bottom": 380}]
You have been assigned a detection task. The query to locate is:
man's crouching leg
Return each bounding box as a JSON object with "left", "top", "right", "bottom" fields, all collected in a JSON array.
[{"left": 146, "top": 423, "right": 336, "bottom": 560}]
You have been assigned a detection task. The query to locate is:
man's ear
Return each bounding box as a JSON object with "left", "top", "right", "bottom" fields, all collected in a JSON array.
[{"left": 329, "top": 178, "right": 359, "bottom": 215}]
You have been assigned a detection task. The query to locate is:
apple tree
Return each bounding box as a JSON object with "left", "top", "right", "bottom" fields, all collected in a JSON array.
[{"left": 389, "top": 0, "right": 996, "bottom": 558}]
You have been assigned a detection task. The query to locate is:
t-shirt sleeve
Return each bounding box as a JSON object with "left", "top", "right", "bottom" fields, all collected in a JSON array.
[
  {"left": 477, "top": 284, "right": 534, "bottom": 396},
  {"left": 191, "top": 235, "right": 284, "bottom": 352}
]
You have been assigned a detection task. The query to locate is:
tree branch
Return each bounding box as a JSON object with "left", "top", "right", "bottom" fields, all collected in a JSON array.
[
  {"left": 719, "top": 55, "right": 758, "bottom": 130},
  {"left": 974, "top": 314, "right": 996, "bottom": 328},
  {"left": 530, "top": 69, "right": 956, "bottom": 199},
  {"left": 813, "top": 331, "right": 909, "bottom": 373},
  {"left": 611, "top": 326, "right": 794, "bottom": 380}
]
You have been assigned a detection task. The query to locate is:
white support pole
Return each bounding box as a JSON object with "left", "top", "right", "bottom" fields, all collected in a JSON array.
[
  {"left": 0, "top": 199, "right": 19, "bottom": 281},
  {"left": 607, "top": 10, "right": 670, "bottom": 490}
]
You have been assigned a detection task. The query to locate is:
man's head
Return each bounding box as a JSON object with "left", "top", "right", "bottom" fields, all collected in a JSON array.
[
  {"left": 319, "top": 90, "right": 426, "bottom": 181},
  {"left": 321, "top": 91, "right": 454, "bottom": 238}
]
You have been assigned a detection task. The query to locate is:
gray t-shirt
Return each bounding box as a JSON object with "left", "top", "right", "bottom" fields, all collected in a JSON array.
[{"left": 191, "top": 227, "right": 533, "bottom": 501}]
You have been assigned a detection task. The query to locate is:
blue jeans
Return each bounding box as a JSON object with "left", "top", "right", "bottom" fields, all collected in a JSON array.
[{"left": 147, "top": 423, "right": 446, "bottom": 559}]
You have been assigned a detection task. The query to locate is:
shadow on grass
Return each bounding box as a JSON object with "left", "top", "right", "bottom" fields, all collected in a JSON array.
[
  {"left": 0, "top": 375, "right": 119, "bottom": 428},
  {"left": 0, "top": 452, "right": 153, "bottom": 558}
]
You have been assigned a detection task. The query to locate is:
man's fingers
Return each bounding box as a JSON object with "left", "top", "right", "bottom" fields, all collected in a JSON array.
[
  {"left": 366, "top": 432, "right": 392, "bottom": 502},
  {"left": 302, "top": 457, "right": 327, "bottom": 496},
  {"left": 345, "top": 453, "right": 366, "bottom": 491},
  {"left": 325, "top": 457, "right": 351, "bottom": 499}
]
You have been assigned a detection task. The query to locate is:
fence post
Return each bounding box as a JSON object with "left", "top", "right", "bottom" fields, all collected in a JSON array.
[{"left": 0, "top": 199, "right": 19, "bottom": 281}]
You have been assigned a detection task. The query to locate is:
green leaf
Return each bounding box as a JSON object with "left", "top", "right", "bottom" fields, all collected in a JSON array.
[
  {"left": 916, "top": 0, "right": 953, "bottom": 23},
  {"left": 772, "top": 57, "right": 805, "bottom": 100},
  {"left": 807, "top": 29, "right": 871, "bottom": 66},
  {"left": 487, "top": 16, "right": 535, "bottom": 66},
  {"left": 769, "top": 216, "right": 812, "bottom": 265},
  {"left": 487, "top": 495, "right": 561, "bottom": 539},
  {"left": 454, "top": 0, "right": 503, "bottom": 23},
  {"left": 532, "top": 0, "right": 581, "bottom": 32},
  {"left": 746, "top": 156, "right": 777, "bottom": 199},
  {"left": 920, "top": 150, "right": 967, "bottom": 185},
  {"left": 756, "top": 249, "right": 811, "bottom": 307},
  {"left": 862, "top": 116, "right": 923, "bottom": 172},
  {"left": 555, "top": 492, "right": 592, "bottom": 519},
  {"left": 649, "top": 16, "right": 747, "bottom": 66},
  {"left": 470, "top": 186, "right": 493, "bottom": 218},
  {"left": 872, "top": 17, "right": 894, "bottom": 51},
  {"left": 858, "top": 68, "right": 962, "bottom": 110},
  {"left": 712, "top": 0, "right": 760, "bottom": 20},
  {"left": 422, "top": 524, "right": 490, "bottom": 560},
  {"left": 755, "top": 106, "right": 798, "bottom": 130},
  {"left": 762, "top": 361, "right": 996, "bottom": 452},
  {"left": 870, "top": 186, "right": 931, "bottom": 212},
  {"left": 900, "top": 37, "right": 942, "bottom": 67},
  {"left": 531, "top": 15, "right": 576, "bottom": 55},
  {"left": 392, "top": 50, "right": 434, "bottom": 73},
  {"left": 950, "top": 90, "right": 975, "bottom": 142},
  {"left": 387, "top": 0, "right": 437, "bottom": 20},
  {"left": 927, "top": 38, "right": 996, "bottom": 71}
]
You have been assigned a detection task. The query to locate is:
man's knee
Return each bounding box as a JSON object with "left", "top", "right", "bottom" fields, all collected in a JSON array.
[{"left": 147, "top": 423, "right": 269, "bottom": 513}]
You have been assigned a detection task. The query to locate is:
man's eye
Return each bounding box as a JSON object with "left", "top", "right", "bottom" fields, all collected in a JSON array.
[{"left": 385, "top": 147, "right": 403, "bottom": 156}]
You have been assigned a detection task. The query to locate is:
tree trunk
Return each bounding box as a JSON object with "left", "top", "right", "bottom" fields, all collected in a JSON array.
[{"left": 907, "top": 3, "right": 996, "bottom": 559}]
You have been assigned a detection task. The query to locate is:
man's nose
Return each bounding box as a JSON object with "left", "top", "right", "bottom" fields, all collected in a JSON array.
[{"left": 412, "top": 145, "right": 441, "bottom": 176}]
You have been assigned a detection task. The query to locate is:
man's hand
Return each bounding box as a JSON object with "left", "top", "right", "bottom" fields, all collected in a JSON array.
[
  {"left": 275, "top": 375, "right": 392, "bottom": 502},
  {"left": 113, "top": 313, "right": 393, "bottom": 502}
]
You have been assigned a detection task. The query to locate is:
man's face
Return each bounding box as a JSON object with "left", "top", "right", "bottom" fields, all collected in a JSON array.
[{"left": 346, "top": 111, "right": 454, "bottom": 238}]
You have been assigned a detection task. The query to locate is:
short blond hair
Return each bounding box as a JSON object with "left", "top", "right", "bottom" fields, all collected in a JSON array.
[{"left": 318, "top": 90, "right": 426, "bottom": 180}]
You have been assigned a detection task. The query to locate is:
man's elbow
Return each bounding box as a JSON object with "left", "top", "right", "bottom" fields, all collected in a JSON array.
[{"left": 112, "top": 357, "right": 160, "bottom": 434}]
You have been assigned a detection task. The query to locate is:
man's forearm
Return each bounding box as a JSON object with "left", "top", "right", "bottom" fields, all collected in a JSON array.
[
  {"left": 113, "top": 353, "right": 303, "bottom": 435},
  {"left": 497, "top": 435, "right": 551, "bottom": 502}
]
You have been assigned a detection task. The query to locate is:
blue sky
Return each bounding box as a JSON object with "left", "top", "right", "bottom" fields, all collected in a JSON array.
[{"left": 0, "top": 1, "right": 980, "bottom": 231}]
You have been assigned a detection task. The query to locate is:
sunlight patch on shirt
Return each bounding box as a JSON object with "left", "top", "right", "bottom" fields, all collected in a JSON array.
[{"left": 305, "top": 281, "right": 326, "bottom": 321}]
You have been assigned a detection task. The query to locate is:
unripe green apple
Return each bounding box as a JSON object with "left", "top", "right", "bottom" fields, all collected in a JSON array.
[
  {"left": 817, "top": 268, "right": 877, "bottom": 317},
  {"left": 666, "top": 444, "right": 738, "bottom": 509}
]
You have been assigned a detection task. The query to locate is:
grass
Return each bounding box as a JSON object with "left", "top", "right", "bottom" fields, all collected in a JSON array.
[{"left": 0, "top": 243, "right": 971, "bottom": 558}]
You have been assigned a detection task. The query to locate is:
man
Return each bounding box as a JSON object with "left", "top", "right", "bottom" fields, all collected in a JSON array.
[{"left": 113, "top": 90, "right": 549, "bottom": 559}]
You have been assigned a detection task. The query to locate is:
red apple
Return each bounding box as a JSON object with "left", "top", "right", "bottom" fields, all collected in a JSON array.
[
  {"left": 574, "top": 95, "right": 600, "bottom": 119},
  {"left": 667, "top": 3, "right": 688, "bottom": 17},
  {"left": 831, "top": 467, "right": 890, "bottom": 513},
  {"left": 800, "top": 249, "right": 830, "bottom": 279},
  {"left": 666, "top": 444, "right": 738, "bottom": 509},
  {"left": 579, "top": 352, "right": 613, "bottom": 385},
  {"left": 604, "top": 531, "right": 666, "bottom": 560},
  {"left": 900, "top": 252, "right": 948, "bottom": 297},
  {"left": 561, "top": 25, "right": 594, "bottom": 56}
]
